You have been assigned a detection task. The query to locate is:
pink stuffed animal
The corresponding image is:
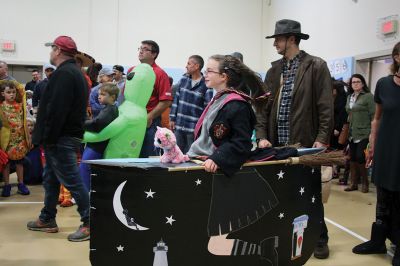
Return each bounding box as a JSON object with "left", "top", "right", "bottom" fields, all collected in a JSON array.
[{"left": 154, "top": 126, "right": 190, "bottom": 163}]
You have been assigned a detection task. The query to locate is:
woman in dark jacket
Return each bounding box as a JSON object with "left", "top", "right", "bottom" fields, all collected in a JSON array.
[
  {"left": 331, "top": 79, "right": 350, "bottom": 183},
  {"left": 331, "top": 79, "right": 348, "bottom": 149}
]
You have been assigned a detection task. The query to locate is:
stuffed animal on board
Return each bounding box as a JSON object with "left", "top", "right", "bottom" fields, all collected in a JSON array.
[{"left": 154, "top": 126, "right": 190, "bottom": 164}]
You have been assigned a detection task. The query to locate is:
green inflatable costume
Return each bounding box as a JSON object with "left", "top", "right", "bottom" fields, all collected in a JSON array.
[{"left": 83, "top": 63, "right": 155, "bottom": 158}]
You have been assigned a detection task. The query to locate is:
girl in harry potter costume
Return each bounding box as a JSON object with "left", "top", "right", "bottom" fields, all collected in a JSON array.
[{"left": 187, "top": 55, "right": 279, "bottom": 258}]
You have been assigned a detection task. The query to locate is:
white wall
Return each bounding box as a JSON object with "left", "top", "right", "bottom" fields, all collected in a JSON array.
[
  {"left": 1, "top": 0, "right": 399, "bottom": 73},
  {"left": 0, "top": 0, "right": 264, "bottom": 71},
  {"left": 262, "top": 0, "right": 400, "bottom": 68}
]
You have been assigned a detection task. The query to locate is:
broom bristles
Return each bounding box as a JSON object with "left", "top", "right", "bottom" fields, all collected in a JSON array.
[{"left": 295, "top": 150, "right": 346, "bottom": 166}]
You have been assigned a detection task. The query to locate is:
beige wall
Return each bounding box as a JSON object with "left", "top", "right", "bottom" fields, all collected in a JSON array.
[{"left": 0, "top": 0, "right": 264, "bottom": 71}]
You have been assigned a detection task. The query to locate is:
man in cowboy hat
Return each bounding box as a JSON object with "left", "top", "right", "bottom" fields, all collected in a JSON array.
[{"left": 255, "top": 19, "right": 333, "bottom": 259}]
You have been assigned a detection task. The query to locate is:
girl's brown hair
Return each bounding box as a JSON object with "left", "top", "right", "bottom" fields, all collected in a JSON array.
[
  {"left": 209, "top": 55, "right": 267, "bottom": 111},
  {"left": 391, "top": 42, "right": 400, "bottom": 75}
]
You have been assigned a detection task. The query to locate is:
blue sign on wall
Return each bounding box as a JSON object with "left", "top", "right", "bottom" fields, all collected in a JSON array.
[{"left": 327, "top": 57, "right": 354, "bottom": 81}]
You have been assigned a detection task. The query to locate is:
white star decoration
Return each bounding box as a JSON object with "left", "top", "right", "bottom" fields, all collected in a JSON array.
[
  {"left": 278, "top": 213, "right": 285, "bottom": 219},
  {"left": 166, "top": 215, "right": 176, "bottom": 225},
  {"left": 144, "top": 189, "right": 156, "bottom": 198},
  {"left": 195, "top": 179, "right": 202, "bottom": 186},
  {"left": 299, "top": 187, "right": 305, "bottom": 195},
  {"left": 116, "top": 245, "right": 124, "bottom": 252},
  {"left": 277, "top": 170, "right": 285, "bottom": 180},
  {"left": 311, "top": 196, "right": 316, "bottom": 203},
  {"left": 311, "top": 168, "right": 315, "bottom": 174}
]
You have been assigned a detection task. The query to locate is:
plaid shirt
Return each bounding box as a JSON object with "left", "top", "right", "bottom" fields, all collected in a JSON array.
[
  {"left": 170, "top": 75, "right": 213, "bottom": 133},
  {"left": 277, "top": 52, "right": 302, "bottom": 145}
]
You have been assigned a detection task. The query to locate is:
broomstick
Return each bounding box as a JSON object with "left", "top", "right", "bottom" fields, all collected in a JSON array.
[
  {"left": 169, "top": 150, "right": 346, "bottom": 172},
  {"left": 288, "top": 150, "right": 346, "bottom": 166}
]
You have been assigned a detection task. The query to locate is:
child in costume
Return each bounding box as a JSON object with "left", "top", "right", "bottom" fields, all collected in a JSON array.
[
  {"left": 24, "top": 116, "right": 43, "bottom": 184},
  {"left": 187, "top": 55, "right": 277, "bottom": 258},
  {"left": 0, "top": 80, "right": 31, "bottom": 197},
  {"left": 80, "top": 82, "right": 119, "bottom": 191}
]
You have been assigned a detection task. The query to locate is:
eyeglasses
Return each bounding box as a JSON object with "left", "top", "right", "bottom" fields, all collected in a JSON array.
[
  {"left": 351, "top": 80, "right": 362, "bottom": 84},
  {"left": 204, "top": 69, "right": 222, "bottom": 75},
  {"left": 137, "top": 47, "right": 153, "bottom": 53}
]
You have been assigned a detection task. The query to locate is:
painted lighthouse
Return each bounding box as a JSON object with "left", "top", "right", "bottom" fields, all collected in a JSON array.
[
  {"left": 291, "top": 214, "right": 309, "bottom": 260},
  {"left": 153, "top": 239, "right": 169, "bottom": 266}
]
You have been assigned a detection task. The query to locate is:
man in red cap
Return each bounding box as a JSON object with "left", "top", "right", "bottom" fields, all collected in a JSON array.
[{"left": 27, "top": 35, "right": 90, "bottom": 242}]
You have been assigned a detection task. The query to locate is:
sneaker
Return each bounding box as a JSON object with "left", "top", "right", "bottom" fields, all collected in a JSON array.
[
  {"left": 314, "top": 242, "right": 329, "bottom": 259},
  {"left": 17, "top": 183, "right": 30, "bottom": 195},
  {"left": 1, "top": 184, "right": 11, "bottom": 197},
  {"left": 27, "top": 219, "right": 59, "bottom": 233},
  {"left": 68, "top": 224, "right": 90, "bottom": 242}
]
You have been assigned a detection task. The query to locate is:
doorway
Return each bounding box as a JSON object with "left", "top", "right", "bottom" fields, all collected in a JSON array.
[
  {"left": 7, "top": 64, "right": 43, "bottom": 85},
  {"left": 355, "top": 49, "right": 392, "bottom": 93}
]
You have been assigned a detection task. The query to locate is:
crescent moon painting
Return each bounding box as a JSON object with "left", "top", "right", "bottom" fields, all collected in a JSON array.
[{"left": 113, "top": 180, "right": 149, "bottom": 231}]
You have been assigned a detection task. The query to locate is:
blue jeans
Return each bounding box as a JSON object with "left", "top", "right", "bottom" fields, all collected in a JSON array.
[
  {"left": 139, "top": 117, "right": 161, "bottom": 158},
  {"left": 174, "top": 130, "right": 194, "bottom": 154},
  {"left": 79, "top": 146, "right": 103, "bottom": 192},
  {"left": 39, "top": 137, "right": 90, "bottom": 224}
]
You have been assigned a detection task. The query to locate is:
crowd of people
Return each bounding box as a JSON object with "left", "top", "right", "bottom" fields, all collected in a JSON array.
[{"left": 0, "top": 19, "right": 399, "bottom": 265}]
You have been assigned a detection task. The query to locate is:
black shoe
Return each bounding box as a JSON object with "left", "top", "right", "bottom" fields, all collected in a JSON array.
[
  {"left": 353, "top": 240, "right": 387, "bottom": 254},
  {"left": 353, "top": 222, "right": 387, "bottom": 254},
  {"left": 314, "top": 242, "right": 329, "bottom": 259}
]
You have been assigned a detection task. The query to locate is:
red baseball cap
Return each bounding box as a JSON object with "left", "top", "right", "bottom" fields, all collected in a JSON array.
[{"left": 45, "top": 35, "right": 78, "bottom": 55}]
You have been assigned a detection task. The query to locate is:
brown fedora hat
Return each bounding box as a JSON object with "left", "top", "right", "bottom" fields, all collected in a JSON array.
[{"left": 266, "top": 19, "right": 309, "bottom": 40}]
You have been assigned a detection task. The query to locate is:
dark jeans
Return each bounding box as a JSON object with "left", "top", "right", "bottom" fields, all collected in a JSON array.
[
  {"left": 174, "top": 130, "right": 194, "bottom": 154},
  {"left": 79, "top": 146, "right": 103, "bottom": 192},
  {"left": 139, "top": 117, "right": 161, "bottom": 158},
  {"left": 39, "top": 137, "right": 89, "bottom": 224}
]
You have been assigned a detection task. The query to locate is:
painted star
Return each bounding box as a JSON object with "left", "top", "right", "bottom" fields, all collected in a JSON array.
[
  {"left": 144, "top": 189, "right": 156, "bottom": 198},
  {"left": 116, "top": 245, "right": 124, "bottom": 252},
  {"left": 277, "top": 170, "right": 285, "bottom": 180},
  {"left": 299, "top": 187, "right": 305, "bottom": 195},
  {"left": 195, "top": 179, "right": 202, "bottom": 186},
  {"left": 166, "top": 215, "right": 176, "bottom": 225},
  {"left": 311, "top": 196, "right": 316, "bottom": 203},
  {"left": 278, "top": 213, "right": 285, "bottom": 219}
]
